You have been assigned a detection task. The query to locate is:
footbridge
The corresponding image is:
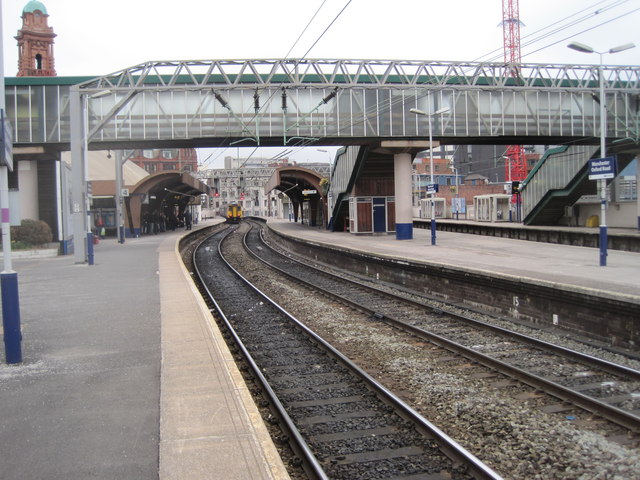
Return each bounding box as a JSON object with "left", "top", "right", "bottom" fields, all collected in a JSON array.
[
  {"left": 4, "top": 58, "right": 639, "bottom": 260},
  {"left": 8, "top": 58, "right": 640, "bottom": 150}
]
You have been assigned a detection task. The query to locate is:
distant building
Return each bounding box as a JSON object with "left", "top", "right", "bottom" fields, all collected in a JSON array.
[
  {"left": 126, "top": 149, "right": 198, "bottom": 174},
  {"left": 16, "top": 0, "right": 57, "bottom": 77},
  {"left": 453, "top": 144, "right": 542, "bottom": 182},
  {"left": 197, "top": 157, "right": 330, "bottom": 218}
]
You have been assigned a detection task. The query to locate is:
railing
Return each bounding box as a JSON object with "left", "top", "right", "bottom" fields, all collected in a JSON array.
[{"left": 521, "top": 144, "right": 598, "bottom": 221}]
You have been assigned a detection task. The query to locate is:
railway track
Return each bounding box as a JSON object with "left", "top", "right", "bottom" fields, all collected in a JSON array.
[
  {"left": 191, "top": 224, "right": 502, "bottom": 480},
  {"left": 241, "top": 220, "right": 640, "bottom": 436}
]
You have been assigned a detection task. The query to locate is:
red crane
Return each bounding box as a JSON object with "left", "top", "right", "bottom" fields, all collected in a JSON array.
[{"left": 501, "top": 0, "right": 528, "bottom": 184}]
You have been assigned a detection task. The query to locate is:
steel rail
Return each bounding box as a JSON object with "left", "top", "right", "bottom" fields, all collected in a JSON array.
[
  {"left": 245, "top": 221, "right": 640, "bottom": 433},
  {"left": 191, "top": 226, "right": 329, "bottom": 480},
  {"left": 254, "top": 221, "right": 640, "bottom": 380},
  {"left": 227, "top": 223, "right": 504, "bottom": 480}
]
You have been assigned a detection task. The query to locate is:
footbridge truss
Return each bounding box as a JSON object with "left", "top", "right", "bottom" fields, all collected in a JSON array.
[
  {"left": 25, "top": 58, "right": 634, "bottom": 264},
  {"left": 20, "top": 57, "right": 638, "bottom": 152}
]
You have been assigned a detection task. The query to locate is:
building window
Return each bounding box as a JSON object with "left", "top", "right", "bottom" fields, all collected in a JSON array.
[
  {"left": 144, "top": 163, "right": 157, "bottom": 173},
  {"left": 143, "top": 150, "right": 154, "bottom": 159},
  {"left": 162, "top": 150, "right": 173, "bottom": 159},
  {"left": 164, "top": 163, "right": 177, "bottom": 170}
]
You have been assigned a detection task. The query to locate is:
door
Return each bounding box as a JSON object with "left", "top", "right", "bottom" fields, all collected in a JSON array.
[{"left": 373, "top": 197, "right": 386, "bottom": 233}]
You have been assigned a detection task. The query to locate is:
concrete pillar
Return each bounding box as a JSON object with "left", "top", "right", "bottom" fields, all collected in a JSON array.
[
  {"left": 70, "top": 88, "right": 88, "bottom": 264},
  {"left": 17, "top": 160, "right": 38, "bottom": 220},
  {"left": 394, "top": 152, "right": 413, "bottom": 240}
]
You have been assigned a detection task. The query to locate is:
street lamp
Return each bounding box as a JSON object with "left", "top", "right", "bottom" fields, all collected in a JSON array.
[
  {"left": 499, "top": 155, "right": 512, "bottom": 182},
  {"left": 317, "top": 148, "right": 332, "bottom": 162},
  {"left": 410, "top": 106, "right": 450, "bottom": 245},
  {"left": 567, "top": 40, "right": 635, "bottom": 266},
  {"left": 449, "top": 160, "right": 460, "bottom": 220}
]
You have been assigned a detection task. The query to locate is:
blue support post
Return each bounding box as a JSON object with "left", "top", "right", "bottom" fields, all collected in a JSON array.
[
  {"left": 2, "top": 271, "right": 22, "bottom": 364},
  {"left": 87, "top": 231, "right": 94, "bottom": 265},
  {"left": 599, "top": 224, "right": 608, "bottom": 267},
  {"left": 430, "top": 218, "right": 437, "bottom": 246}
]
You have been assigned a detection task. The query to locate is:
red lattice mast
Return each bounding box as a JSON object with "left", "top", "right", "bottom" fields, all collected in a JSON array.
[{"left": 501, "top": 0, "right": 527, "bottom": 182}]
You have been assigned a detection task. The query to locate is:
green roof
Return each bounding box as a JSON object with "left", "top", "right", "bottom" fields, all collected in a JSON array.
[{"left": 23, "top": 1, "right": 47, "bottom": 15}]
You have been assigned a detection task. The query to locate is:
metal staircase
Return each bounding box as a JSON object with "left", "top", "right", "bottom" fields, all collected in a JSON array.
[{"left": 522, "top": 144, "right": 636, "bottom": 225}]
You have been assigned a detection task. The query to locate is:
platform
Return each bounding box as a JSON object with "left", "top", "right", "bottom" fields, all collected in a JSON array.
[
  {"left": 266, "top": 219, "right": 640, "bottom": 300},
  {"left": 0, "top": 220, "right": 289, "bottom": 480}
]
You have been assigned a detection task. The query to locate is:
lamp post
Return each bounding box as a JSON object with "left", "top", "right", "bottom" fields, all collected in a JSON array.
[
  {"left": 567, "top": 41, "right": 635, "bottom": 267},
  {"left": 499, "top": 155, "right": 512, "bottom": 183},
  {"left": 410, "top": 106, "right": 449, "bottom": 245},
  {"left": 450, "top": 162, "right": 460, "bottom": 220}
]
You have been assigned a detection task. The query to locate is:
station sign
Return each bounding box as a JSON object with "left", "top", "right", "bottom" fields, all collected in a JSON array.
[
  {"left": 302, "top": 189, "right": 317, "bottom": 195},
  {"left": 588, "top": 156, "right": 617, "bottom": 180},
  {"left": 426, "top": 183, "right": 439, "bottom": 195}
]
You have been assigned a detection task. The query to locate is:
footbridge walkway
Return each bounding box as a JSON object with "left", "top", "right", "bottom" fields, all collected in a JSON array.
[
  {"left": 4, "top": 58, "right": 640, "bottom": 258},
  {"left": 7, "top": 58, "right": 640, "bottom": 151}
]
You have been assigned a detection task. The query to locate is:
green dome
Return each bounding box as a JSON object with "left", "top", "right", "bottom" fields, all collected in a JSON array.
[{"left": 23, "top": 1, "right": 47, "bottom": 15}]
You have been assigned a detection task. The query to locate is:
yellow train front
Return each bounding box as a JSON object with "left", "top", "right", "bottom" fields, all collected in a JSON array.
[{"left": 222, "top": 202, "right": 243, "bottom": 223}]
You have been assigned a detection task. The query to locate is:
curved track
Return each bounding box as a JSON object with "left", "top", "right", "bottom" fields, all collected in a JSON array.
[
  {"left": 192, "top": 224, "right": 502, "bottom": 480},
  {"left": 242, "top": 220, "right": 640, "bottom": 435}
]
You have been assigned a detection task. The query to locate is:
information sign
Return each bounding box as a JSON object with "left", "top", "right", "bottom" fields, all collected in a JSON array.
[
  {"left": 588, "top": 156, "right": 617, "bottom": 180},
  {"left": 426, "top": 184, "right": 439, "bottom": 195},
  {"left": 451, "top": 197, "right": 466, "bottom": 214}
]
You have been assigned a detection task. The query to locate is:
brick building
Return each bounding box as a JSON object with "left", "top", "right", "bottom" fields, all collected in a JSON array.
[
  {"left": 16, "top": 0, "right": 56, "bottom": 77},
  {"left": 126, "top": 149, "right": 198, "bottom": 174}
]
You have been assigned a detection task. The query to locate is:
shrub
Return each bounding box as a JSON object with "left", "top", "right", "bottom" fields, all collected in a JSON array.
[{"left": 10, "top": 219, "right": 53, "bottom": 247}]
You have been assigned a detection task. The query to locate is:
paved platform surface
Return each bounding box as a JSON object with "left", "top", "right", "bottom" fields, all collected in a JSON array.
[
  {"left": 266, "top": 219, "right": 640, "bottom": 300},
  {"left": 0, "top": 221, "right": 288, "bottom": 480}
]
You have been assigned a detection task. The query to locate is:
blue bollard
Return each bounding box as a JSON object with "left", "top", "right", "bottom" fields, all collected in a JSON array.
[
  {"left": 1, "top": 271, "right": 22, "bottom": 364},
  {"left": 430, "top": 219, "right": 437, "bottom": 245},
  {"left": 118, "top": 225, "right": 125, "bottom": 244},
  {"left": 87, "top": 232, "right": 94, "bottom": 265},
  {"left": 599, "top": 225, "right": 607, "bottom": 267}
]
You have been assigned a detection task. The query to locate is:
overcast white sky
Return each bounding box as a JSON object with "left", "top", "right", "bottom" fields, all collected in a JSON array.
[{"left": 1, "top": 0, "right": 638, "bottom": 167}]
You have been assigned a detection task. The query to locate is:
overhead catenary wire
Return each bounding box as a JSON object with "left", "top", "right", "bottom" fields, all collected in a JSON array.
[
  {"left": 232, "top": 0, "right": 354, "bottom": 168},
  {"left": 300, "top": 0, "right": 354, "bottom": 59},
  {"left": 283, "top": 0, "right": 329, "bottom": 59},
  {"left": 331, "top": 1, "right": 639, "bottom": 148},
  {"left": 203, "top": 0, "right": 636, "bottom": 170},
  {"left": 472, "top": 0, "right": 632, "bottom": 63}
]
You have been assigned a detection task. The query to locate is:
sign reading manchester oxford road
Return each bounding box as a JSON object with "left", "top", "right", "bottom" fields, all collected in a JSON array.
[{"left": 588, "top": 156, "right": 617, "bottom": 180}]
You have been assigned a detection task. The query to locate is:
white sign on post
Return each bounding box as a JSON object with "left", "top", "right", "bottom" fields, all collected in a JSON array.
[
  {"left": 426, "top": 184, "right": 439, "bottom": 195},
  {"left": 588, "top": 156, "right": 617, "bottom": 180}
]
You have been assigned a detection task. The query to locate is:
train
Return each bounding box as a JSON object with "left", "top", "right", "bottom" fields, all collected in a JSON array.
[{"left": 221, "top": 202, "right": 243, "bottom": 223}]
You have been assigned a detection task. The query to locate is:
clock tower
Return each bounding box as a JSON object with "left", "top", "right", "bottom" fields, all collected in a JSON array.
[{"left": 15, "top": 1, "right": 57, "bottom": 77}]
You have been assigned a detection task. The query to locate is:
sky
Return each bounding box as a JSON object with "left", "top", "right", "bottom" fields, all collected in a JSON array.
[{"left": 1, "top": 0, "right": 638, "bottom": 168}]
